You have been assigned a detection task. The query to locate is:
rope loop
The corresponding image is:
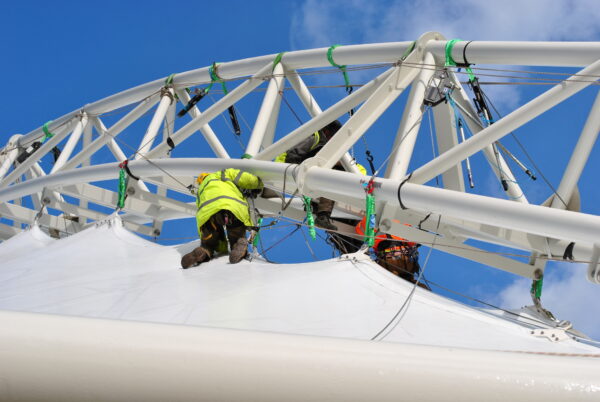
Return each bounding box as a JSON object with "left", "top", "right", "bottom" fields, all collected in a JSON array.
[
  {"left": 207, "top": 62, "right": 229, "bottom": 94},
  {"left": 327, "top": 45, "right": 352, "bottom": 94}
]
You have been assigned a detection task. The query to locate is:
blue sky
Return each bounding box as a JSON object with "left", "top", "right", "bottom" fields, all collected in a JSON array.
[{"left": 2, "top": 0, "right": 600, "bottom": 338}]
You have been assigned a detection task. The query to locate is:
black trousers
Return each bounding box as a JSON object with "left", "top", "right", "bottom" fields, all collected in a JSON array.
[{"left": 200, "top": 210, "right": 246, "bottom": 256}]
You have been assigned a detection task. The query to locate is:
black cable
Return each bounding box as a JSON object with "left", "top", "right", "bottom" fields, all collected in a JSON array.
[{"left": 481, "top": 90, "right": 569, "bottom": 208}]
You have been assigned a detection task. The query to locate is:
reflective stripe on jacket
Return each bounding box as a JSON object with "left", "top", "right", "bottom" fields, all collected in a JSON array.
[{"left": 195, "top": 169, "right": 263, "bottom": 231}]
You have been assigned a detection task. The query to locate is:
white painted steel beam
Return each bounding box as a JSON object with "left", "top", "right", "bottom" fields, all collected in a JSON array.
[
  {"left": 16, "top": 39, "right": 600, "bottom": 148},
  {"left": 386, "top": 52, "right": 435, "bottom": 180},
  {"left": 303, "top": 167, "right": 600, "bottom": 252},
  {"left": 246, "top": 62, "right": 285, "bottom": 157},
  {"left": 551, "top": 90, "right": 600, "bottom": 209},
  {"left": 0, "top": 135, "right": 21, "bottom": 180},
  {"left": 286, "top": 69, "right": 361, "bottom": 174},
  {"left": 0, "top": 121, "right": 74, "bottom": 188},
  {"left": 45, "top": 197, "right": 156, "bottom": 237},
  {"left": 58, "top": 183, "right": 196, "bottom": 219},
  {"left": 255, "top": 67, "right": 395, "bottom": 162},
  {"left": 310, "top": 48, "right": 422, "bottom": 172},
  {"left": 93, "top": 118, "right": 151, "bottom": 193},
  {"left": 0, "top": 310, "right": 598, "bottom": 402},
  {"left": 58, "top": 95, "right": 160, "bottom": 172},
  {"left": 145, "top": 63, "right": 275, "bottom": 159},
  {"left": 432, "top": 100, "right": 466, "bottom": 192},
  {"left": 174, "top": 88, "right": 230, "bottom": 159},
  {"left": 135, "top": 87, "right": 174, "bottom": 159},
  {"left": 448, "top": 75, "right": 528, "bottom": 202},
  {"left": 0, "top": 202, "right": 80, "bottom": 234},
  {"left": 50, "top": 114, "right": 88, "bottom": 173},
  {"left": 411, "top": 58, "right": 600, "bottom": 185},
  {"left": 379, "top": 214, "right": 536, "bottom": 278}
]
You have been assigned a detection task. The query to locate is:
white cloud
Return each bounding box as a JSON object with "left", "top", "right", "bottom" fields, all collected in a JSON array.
[
  {"left": 291, "top": 0, "right": 600, "bottom": 47},
  {"left": 495, "top": 262, "right": 600, "bottom": 340},
  {"left": 290, "top": 0, "right": 600, "bottom": 109}
]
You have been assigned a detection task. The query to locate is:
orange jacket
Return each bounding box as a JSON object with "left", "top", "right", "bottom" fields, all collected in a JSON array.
[{"left": 355, "top": 217, "right": 417, "bottom": 251}]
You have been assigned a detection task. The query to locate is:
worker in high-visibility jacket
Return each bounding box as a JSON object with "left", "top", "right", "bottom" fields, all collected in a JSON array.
[
  {"left": 181, "top": 169, "right": 263, "bottom": 269},
  {"left": 276, "top": 120, "right": 366, "bottom": 231},
  {"left": 355, "top": 218, "right": 426, "bottom": 287}
]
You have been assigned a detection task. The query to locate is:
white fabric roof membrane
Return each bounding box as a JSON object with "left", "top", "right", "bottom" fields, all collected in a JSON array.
[{"left": 0, "top": 217, "right": 597, "bottom": 355}]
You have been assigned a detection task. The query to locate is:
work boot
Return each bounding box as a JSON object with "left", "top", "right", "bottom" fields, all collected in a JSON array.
[
  {"left": 315, "top": 212, "right": 338, "bottom": 231},
  {"left": 181, "top": 247, "right": 211, "bottom": 269},
  {"left": 229, "top": 237, "right": 248, "bottom": 264}
]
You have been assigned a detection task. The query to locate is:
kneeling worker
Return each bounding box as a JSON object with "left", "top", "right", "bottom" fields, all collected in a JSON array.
[
  {"left": 356, "top": 218, "right": 427, "bottom": 288},
  {"left": 181, "top": 169, "right": 263, "bottom": 268}
]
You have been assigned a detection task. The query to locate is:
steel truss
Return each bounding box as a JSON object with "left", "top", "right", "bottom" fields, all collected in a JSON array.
[{"left": 2, "top": 32, "right": 600, "bottom": 284}]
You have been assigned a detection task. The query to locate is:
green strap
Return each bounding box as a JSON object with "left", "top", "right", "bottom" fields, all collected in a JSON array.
[
  {"left": 252, "top": 217, "right": 263, "bottom": 247},
  {"left": 117, "top": 168, "right": 128, "bottom": 209},
  {"left": 327, "top": 45, "right": 351, "bottom": 91},
  {"left": 444, "top": 39, "right": 462, "bottom": 67},
  {"left": 531, "top": 274, "right": 544, "bottom": 299},
  {"left": 302, "top": 196, "right": 316, "bottom": 240},
  {"left": 445, "top": 39, "right": 476, "bottom": 81},
  {"left": 400, "top": 41, "right": 416, "bottom": 61},
  {"left": 364, "top": 193, "right": 376, "bottom": 246},
  {"left": 41, "top": 121, "right": 54, "bottom": 143},
  {"left": 272, "top": 52, "right": 285, "bottom": 72},
  {"left": 207, "top": 62, "right": 229, "bottom": 94},
  {"left": 165, "top": 74, "right": 175, "bottom": 86},
  {"left": 241, "top": 153, "right": 252, "bottom": 159}
]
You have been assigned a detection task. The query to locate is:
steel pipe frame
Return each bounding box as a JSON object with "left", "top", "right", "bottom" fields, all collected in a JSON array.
[
  {"left": 50, "top": 114, "right": 88, "bottom": 173},
  {"left": 385, "top": 52, "right": 435, "bottom": 180},
  {"left": 0, "top": 159, "right": 290, "bottom": 207},
  {"left": 448, "top": 74, "right": 528, "bottom": 202},
  {"left": 551, "top": 90, "right": 600, "bottom": 209},
  {"left": 0, "top": 121, "right": 75, "bottom": 188},
  {"left": 307, "top": 46, "right": 423, "bottom": 175},
  {"left": 410, "top": 57, "right": 600, "bottom": 185},
  {"left": 0, "top": 135, "right": 22, "bottom": 179},
  {"left": 174, "top": 89, "right": 230, "bottom": 159},
  {"left": 94, "top": 118, "right": 150, "bottom": 193},
  {"left": 145, "top": 62, "right": 275, "bottom": 159},
  {"left": 17, "top": 38, "right": 600, "bottom": 149},
  {"left": 2, "top": 157, "right": 600, "bottom": 277},
  {"left": 256, "top": 67, "right": 395, "bottom": 162},
  {"left": 135, "top": 87, "right": 174, "bottom": 159},
  {"left": 58, "top": 94, "right": 160, "bottom": 172},
  {"left": 245, "top": 62, "right": 285, "bottom": 157},
  {"left": 1, "top": 310, "right": 598, "bottom": 402},
  {"left": 286, "top": 68, "right": 361, "bottom": 174},
  {"left": 303, "top": 167, "right": 600, "bottom": 253}
]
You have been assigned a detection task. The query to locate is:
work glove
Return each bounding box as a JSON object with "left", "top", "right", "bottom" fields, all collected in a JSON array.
[{"left": 242, "top": 189, "right": 261, "bottom": 199}]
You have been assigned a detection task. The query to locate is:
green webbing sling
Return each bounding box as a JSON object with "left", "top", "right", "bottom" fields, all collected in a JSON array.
[
  {"left": 445, "top": 39, "right": 476, "bottom": 82},
  {"left": 302, "top": 196, "right": 316, "bottom": 240}
]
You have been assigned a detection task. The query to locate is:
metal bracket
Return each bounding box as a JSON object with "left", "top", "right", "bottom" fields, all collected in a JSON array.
[
  {"left": 338, "top": 244, "right": 371, "bottom": 263},
  {"left": 530, "top": 328, "right": 572, "bottom": 342},
  {"left": 423, "top": 69, "right": 455, "bottom": 107}
]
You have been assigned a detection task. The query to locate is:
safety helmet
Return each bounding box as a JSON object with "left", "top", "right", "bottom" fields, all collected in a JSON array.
[{"left": 196, "top": 173, "right": 209, "bottom": 185}]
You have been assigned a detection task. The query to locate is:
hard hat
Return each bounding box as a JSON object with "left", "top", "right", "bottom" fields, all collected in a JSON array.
[{"left": 196, "top": 173, "right": 209, "bottom": 185}]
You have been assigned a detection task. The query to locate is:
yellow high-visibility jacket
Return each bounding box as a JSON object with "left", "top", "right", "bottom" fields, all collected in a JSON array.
[{"left": 195, "top": 169, "right": 263, "bottom": 231}]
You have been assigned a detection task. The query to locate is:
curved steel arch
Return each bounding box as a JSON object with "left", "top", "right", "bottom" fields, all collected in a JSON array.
[{"left": 2, "top": 32, "right": 600, "bottom": 284}]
